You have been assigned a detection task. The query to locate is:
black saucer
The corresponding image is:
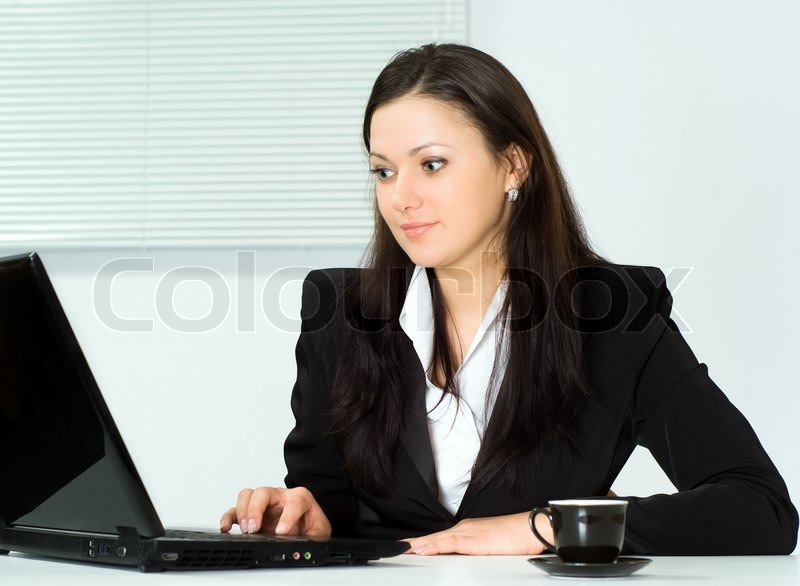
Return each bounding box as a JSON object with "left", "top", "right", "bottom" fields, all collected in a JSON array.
[{"left": 528, "top": 556, "right": 652, "bottom": 579}]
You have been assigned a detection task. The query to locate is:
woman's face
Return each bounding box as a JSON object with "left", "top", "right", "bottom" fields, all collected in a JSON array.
[{"left": 369, "top": 95, "right": 515, "bottom": 272}]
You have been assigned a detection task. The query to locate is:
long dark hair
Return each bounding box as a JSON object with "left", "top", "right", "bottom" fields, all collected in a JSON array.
[{"left": 329, "top": 43, "right": 605, "bottom": 495}]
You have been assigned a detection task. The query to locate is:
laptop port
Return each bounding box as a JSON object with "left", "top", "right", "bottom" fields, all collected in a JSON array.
[{"left": 161, "top": 552, "right": 179, "bottom": 561}]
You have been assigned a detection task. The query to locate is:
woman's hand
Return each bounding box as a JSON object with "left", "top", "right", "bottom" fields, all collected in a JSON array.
[
  {"left": 404, "top": 511, "right": 553, "bottom": 556},
  {"left": 219, "top": 486, "right": 332, "bottom": 537}
]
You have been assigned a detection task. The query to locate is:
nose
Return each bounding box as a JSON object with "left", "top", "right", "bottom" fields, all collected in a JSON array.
[{"left": 390, "top": 172, "right": 422, "bottom": 213}]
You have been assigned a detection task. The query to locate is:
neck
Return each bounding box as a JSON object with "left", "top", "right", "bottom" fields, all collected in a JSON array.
[{"left": 433, "top": 256, "right": 504, "bottom": 317}]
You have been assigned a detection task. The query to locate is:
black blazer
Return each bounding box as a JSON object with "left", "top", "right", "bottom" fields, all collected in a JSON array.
[{"left": 283, "top": 263, "right": 798, "bottom": 554}]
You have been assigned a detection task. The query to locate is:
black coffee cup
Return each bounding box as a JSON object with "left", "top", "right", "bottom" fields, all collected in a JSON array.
[{"left": 529, "top": 499, "right": 628, "bottom": 563}]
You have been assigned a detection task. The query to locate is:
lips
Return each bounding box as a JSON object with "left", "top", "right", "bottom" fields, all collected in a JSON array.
[{"left": 400, "top": 222, "right": 437, "bottom": 238}]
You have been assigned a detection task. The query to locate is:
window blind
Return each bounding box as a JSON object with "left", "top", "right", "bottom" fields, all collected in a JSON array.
[{"left": 0, "top": 0, "right": 467, "bottom": 249}]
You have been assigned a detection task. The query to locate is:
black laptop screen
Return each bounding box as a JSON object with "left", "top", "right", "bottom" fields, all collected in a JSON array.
[{"left": 0, "top": 254, "right": 162, "bottom": 536}]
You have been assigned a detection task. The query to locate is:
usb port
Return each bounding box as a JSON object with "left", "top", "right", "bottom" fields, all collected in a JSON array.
[{"left": 269, "top": 553, "right": 287, "bottom": 562}]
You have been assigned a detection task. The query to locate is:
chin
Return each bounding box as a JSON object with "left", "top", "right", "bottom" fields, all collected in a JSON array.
[
  {"left": 403, "top": 249, "right": 445, "bottom": 269},
  {"left": 406, "top": 258, "right": 436, "bottom": 269},
  {"left": 398, "top": 238, "right": 457, "bottom": 269}
]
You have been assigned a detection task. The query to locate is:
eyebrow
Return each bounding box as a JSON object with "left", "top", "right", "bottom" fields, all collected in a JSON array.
[{"left": 369, "top": 142, "right": 451, "bottom": 162}]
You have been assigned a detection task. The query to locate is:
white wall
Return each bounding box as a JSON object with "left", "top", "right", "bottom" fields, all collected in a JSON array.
[
  {"left": 22, "top": 0, "right": 799, "bottom": 547},
  {"left": 470, "top": 0, "right": 800, "bottom": 541},
  {"left": 41, "top": 247, "right": 364, "bottom": 529}
]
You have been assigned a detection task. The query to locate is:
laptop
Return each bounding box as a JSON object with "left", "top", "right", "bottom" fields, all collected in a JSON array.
[{"left": 0, "top": 252, "right": 409, "bottom": 571}]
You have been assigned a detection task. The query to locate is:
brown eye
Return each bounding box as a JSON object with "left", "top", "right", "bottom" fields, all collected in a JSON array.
[
  {"left": 370, "top": 167, "right": 396, "bottom": 181},
  {"left": 422, "top": 159, "right": 445, "bottom": 173}
]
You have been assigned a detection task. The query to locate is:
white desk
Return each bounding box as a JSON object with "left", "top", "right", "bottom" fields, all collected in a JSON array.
[{"left": 2, "top": 553, "right": 798, "bottom": 585}]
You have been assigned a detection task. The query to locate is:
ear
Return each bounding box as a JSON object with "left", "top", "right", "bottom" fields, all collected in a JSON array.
[{"left": 503, "top": 144, "right": 532, "bottom": 190}]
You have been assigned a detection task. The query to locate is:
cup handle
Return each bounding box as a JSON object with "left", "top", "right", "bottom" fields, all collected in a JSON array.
[{"left": 529, "top": 507, "right": 556, "bottom": 551}]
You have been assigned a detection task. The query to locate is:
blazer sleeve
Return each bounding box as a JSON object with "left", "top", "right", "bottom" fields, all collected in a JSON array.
[
  {"left": 283, "top": 269, "right": 358, "bottom": 536},
  {"left": 621, "top": 268, "right": 798, "bottom": 554}
]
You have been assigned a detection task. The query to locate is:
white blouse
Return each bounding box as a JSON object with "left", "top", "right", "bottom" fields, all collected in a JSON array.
[{"left": 398, "top": 266, "right": 508, "bottom": 515}]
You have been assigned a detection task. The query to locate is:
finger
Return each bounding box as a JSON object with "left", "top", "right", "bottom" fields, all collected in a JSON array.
[
  {"left": 246, "top": 487, "right": 282, "bottom": 534},
  {"left": 274, "top": 501, "right": 304, "bottom": 535},
  {"left": 219, "top": 507, "right": 237, "bottom": 533},
  {"left": 404, "top": 531, "right": 444, "bottom": 554},
  {"left": 274, "top": 488, "right": 313, "bottom": 535},
  {"left": 235, "top": 488, "right": 254, "bottom": 533},
  {"left": 299, "top": 504, "right": 333, "bottom": 537},
  {"left": 412, "top": 533, "right": 460, "bottom": 556}
]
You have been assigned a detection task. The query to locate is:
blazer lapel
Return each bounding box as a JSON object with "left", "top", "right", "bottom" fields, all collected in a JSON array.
[
  {"left": 393, "top": 324, "right": 505, "bottom": 517},
  {"left": 396, "top": 333, "right": 440, "bottom": 499},
  {"left": 457, "top": 439, "right": 504, "bottom": 513}
]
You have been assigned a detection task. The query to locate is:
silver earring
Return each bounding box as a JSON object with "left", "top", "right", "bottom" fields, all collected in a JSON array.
[{"left": 505, "top": 187, "right": 519, "bottom": 202}]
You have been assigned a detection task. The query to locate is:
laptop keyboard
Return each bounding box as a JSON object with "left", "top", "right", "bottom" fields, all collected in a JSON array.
[{"left": 165, "top": 529, "right": 310, "bottom": 542}]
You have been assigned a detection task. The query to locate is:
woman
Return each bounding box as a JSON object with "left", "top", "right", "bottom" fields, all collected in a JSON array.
[{"left": 220, "top": 44, "right": 798, "bottom": 555}]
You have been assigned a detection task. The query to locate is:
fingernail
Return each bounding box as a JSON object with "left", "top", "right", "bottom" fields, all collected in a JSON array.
[
  {"left": 275, "top": 522, "right": 287, "bottom": 535},
  {"left": 414, "top": 546, "right": 427, "bottom": 555},
  {"left": 248, "top": 518, "right": 257, "bottom": 534},
  {"left": 219, "top": 519, "right": 226, "bottom": 531}
]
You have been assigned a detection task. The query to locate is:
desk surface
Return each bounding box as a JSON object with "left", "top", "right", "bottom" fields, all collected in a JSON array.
[{"left": 2, "top": 553, "right": 798, "bottom": 585}]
